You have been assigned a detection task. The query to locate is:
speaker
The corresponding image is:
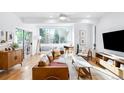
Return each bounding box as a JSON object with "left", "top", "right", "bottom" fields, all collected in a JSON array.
[{"left": 76, "top": 44, "right": 79, "bottom": 54}]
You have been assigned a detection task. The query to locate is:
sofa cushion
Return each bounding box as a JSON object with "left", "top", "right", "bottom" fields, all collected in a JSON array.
[
  {"left": 53, "top": 56, "right": 65, "bottom": 63},
  {"left": 39, "top": 55, "right": 49, "bottom": 66},
  {"left": 47, "top": 52, "right": 54, "bottom": 62},
  {"left": 53, "top": 49, "right": 61, "bottom": 58}
]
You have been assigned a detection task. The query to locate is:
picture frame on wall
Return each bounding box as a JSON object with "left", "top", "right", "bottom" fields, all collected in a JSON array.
[
  {"left": 5, "top": 31, "right": 13, "bottom": 42},
  {"left": 81, "top": 31, "right": 84, "bottom": 37},
  {"left": 82, "top": 40, "right": 84, "bottom": 43},
  {"left": 79, "top": 30, "right": 86, "bottom": 44},
  {"left": 79, "top": 30, "right": 87, "bottom": 51}
]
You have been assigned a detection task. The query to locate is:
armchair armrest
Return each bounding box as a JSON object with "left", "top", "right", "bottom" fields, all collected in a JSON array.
[{"left": 32, "top": 65, "right": 69, "bottom": 80}]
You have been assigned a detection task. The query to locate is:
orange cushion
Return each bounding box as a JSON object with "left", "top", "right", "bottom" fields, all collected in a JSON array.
[{"left": 53, "top": 50, "right": 61, "bottom": 58}]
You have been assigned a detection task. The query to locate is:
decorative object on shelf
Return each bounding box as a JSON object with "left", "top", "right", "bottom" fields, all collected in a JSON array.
[
  {"left": 4, "top": 47, "right": 12, "bottom": 51},
  {"left": 0, "top": 30, "right": 6, "bottom": 43},
  {"left": 8, "top": 47, "right": 13, "bottom": 51},
  {"left": 11, "top": 43, "right": 19, "bottom": 50},
  {"left": 5, "top": 48, "right": 8, "bottom": 51},
  {"left": 1, "top": 40, "right": 6, "bottom": 43}
]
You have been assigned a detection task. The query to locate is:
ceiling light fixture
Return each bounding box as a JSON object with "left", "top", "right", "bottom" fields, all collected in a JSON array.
[{"left": 59, "top": 14, "right": 67, "bottom": 20}]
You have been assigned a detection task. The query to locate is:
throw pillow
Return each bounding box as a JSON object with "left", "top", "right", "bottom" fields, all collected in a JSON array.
[
  {"left": 38, "top": 61, "right": 46, "bottom": 66},
  {"left": 53, "top": 49, "right": 61, "bottom": 59},
  {"left": 47, "top": 52, "right": 54, "bottom": 62},
  {"left": 40, "top": 55, "right": 49, "bottom": 66}
]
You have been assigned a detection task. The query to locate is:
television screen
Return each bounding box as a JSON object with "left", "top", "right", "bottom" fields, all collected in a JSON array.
[{"left": 102, "top": 30, "right": 124, "bottom": 52}]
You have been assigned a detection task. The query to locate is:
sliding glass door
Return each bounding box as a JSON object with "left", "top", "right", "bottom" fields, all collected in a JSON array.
[
  {"left": 24, "top": 31, "right": 32, "bottom": 55},
  {"left": 15, "top": 28, "right": 23, "bottom": 49},
  {"left": 15, "top": 28, "right": 32, "bottom": 58}
]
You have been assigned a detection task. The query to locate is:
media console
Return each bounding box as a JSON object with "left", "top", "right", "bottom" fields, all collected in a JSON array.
[
  {"left": 96, "top": 52, "right": 124, "bottom": 79},
  {"left": 0, "top": 49, "right": 23, "bottom": 70}
]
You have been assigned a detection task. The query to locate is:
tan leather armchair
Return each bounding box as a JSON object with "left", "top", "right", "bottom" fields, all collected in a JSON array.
[{"left": 32, "top": 64, "right": 69, "bottom": 80}]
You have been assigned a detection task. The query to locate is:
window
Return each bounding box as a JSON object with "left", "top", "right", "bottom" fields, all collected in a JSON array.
[{"left": 39, "top": 26, "right": 72, "bottom": 44}]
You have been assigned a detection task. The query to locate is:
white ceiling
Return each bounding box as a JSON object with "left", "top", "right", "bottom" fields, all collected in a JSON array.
[{"left": 14, "top": 12, "right": 107, "bottom": 24}]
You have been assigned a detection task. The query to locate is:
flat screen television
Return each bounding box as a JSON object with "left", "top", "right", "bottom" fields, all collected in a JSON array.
[{"left": 102, "top": 30, "right": 124, "bottom": 52}]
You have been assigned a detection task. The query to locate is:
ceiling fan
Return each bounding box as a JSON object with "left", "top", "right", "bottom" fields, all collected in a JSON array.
[{"left": 59, "top": 14, "right": 68, "bottom": 21}]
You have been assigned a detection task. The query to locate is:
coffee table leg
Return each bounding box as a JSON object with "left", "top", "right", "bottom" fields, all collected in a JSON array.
[
  {"left": 78, "top": 74, "right": 79, "bottom": 79},
  {"left": 78, "top": 68, "right": 80, "bottom": 79},
  {"left": 88, "top": 67, "right": 92, "bottom": 80}
]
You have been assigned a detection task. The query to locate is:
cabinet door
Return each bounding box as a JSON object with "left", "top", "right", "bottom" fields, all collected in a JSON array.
[
  {"left": 15, "top": 50, "right": 21, "bottom": 64},
  {"left": 0, "top": 52, "right": 9, "bottom": 69},
  {"left": 8, "top": 51, "right": 15, "bottom": 67}
]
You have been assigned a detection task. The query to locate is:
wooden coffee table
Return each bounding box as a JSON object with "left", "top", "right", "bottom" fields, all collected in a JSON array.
[{"left": 72, "top": 55, "right": 93, "bottom": 79}]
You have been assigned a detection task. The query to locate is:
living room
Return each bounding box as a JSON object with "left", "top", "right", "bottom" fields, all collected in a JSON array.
[
  {"left": 1, "top": 0, "right": 124, "bottom": 93},
  {"left": 0, "top": 12, "right": 124, "bottom": 80}
]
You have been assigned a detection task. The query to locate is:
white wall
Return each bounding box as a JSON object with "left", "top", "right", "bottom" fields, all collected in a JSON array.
[
  {"left": 0, "top": 13, "right": 37, "bottom": 55},
  {"left": 74, "top": 23, "right": 94, "bottom": 52},
  {"left": 96, "top": 12, "right": 124, "bottom": 57},
  {"left": 0, "top": 12, "right": 23, "bottom": 31},
  {"left": 0, "top": 12, "right": 23, "bottom": 50}
]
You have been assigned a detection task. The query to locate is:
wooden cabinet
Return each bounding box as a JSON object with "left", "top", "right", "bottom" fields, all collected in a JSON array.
[
  {"left": 96, "top": 52, "right": 124, "bottom": 79},
  {"left": 0, "top": 49, "right": 23, "bottom": 70}
]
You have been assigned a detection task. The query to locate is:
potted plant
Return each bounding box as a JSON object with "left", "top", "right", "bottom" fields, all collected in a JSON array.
[{"left": 11, "top": 43, "right": 19, "bottom": 50}]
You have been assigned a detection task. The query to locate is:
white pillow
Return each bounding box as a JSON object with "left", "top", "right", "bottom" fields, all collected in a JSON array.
[
  {"left": 41, "top": 55, "right": 49, "bottom": 62},
  {"left": 107, "top": 60, "right": 113, "bottom": 65}
]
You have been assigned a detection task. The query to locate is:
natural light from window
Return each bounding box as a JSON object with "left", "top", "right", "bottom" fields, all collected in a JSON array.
[{"left": 39, "top": 26, "right": 74, "bottom": 51}]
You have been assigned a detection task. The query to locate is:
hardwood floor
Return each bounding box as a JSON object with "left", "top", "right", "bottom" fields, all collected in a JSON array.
[{"left": 0, "top": 54, "right": 121, "bottom": 80}]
